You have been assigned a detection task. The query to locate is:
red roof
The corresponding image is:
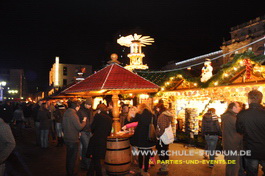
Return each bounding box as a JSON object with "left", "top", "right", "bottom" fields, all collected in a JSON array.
[{"left": 64, "top": 63, "right": 159, "bottom": 94}]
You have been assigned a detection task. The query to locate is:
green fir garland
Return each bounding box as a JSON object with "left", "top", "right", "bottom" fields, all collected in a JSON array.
[{"left": 138, "top": 51, "right": 265, "bottom": 91}]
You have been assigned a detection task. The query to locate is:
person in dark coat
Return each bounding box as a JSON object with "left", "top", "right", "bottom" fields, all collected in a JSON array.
[
  {"left": 221, "top": 102, "right": 244, "bottom": 176},
  {"left": 130, "top": 103, "right": 156, "bottom": 176},
  {"left": 53, "top": 104, "right": 66, "bottom": 146},
  {"left": 236, "top": 90, "right": 265, "bottom": 176},
  {"left": 62, "top": 101, "right": 87, "bottom": 176},
  {"left": 119, "top": 104, "right": 129, "bottom": 127},
  {"left": 38, "top": 103, "right": 51, "bottom": 148},
  {"left": 202, "top": 108, "right": 222, "bottom": 168},
  {"left": 0, "top": 101, "right": 13, "bottom": 124},
  {"left": 86, "top": 103, "right": 112, "bottom": 176},
  {"left": 13, "top": 105, "right": 25, "bottom": 137},
  {"left": 32, "top": 101, "right": 42, "bottom": 146},
  {"left": 23, "top": 103, "right": 32, "bottom": 128},
  {"left": 78, "top": 98, "right": 94, "bottom": 170}
]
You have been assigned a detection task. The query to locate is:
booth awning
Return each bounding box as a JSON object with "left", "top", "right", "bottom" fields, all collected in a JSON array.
[{"left": 62, "top": 63, "right": 159, "bottom": 96}]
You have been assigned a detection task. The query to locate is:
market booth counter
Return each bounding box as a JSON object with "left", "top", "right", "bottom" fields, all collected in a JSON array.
[{"left": 61, "top": 63, "right": 159, "bottom": 175}]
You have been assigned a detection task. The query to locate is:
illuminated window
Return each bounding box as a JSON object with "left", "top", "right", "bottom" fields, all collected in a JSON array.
[{"left": 63, "top": 67, "right": 67, "bottom": 76}]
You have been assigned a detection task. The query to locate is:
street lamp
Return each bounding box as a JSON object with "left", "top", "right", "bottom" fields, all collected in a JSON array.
[{"left": 0, "top": 81, "right": 7, "bottom": 101}]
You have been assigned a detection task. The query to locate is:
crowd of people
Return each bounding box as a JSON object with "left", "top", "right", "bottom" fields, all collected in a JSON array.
[
  {"left": 0, "top": 89, "right": 265, "bottom": 176},
  {"left": 201, "top": 90, "right": 265, "bottom": 176}
]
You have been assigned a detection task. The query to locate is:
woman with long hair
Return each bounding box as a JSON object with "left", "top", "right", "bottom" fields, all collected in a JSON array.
[
  {"left": 129, "top": 103, "right": 156, "bottom": 176},
  {"left": 124, "top": 106, "right": 138, "bottom": 125},
  {"left": 155, "top": 103, "right": 173, "bottom": 173}
]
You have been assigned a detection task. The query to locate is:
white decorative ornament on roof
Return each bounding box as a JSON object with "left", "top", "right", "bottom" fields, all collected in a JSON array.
[
  {"left": 201, "top": 59, "right": 213, "bottom": 82},
  {"left": 117, "top": 33, "right": 154, "bottom": 71},
  {"left": 117, "top": 33, "right": 154, "bottom": 47}
]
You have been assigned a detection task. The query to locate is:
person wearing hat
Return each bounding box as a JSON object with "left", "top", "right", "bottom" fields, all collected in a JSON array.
[{"left": 78, "top": 98, "right": 94, "bottom": 170}]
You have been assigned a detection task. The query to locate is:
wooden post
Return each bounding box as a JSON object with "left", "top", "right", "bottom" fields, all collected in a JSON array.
[{"left": 112, "top": 92, "right": 121, "bottom": 133}]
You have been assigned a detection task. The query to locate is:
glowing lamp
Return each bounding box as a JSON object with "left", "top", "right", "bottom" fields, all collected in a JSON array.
[{"left": 0, "top": 81, "right": 6, "bottom": 86}]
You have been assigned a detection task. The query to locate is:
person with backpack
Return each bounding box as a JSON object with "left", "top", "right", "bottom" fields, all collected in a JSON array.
[
  {"left": 202, "top": 108, "right": 222, "bottom": 168},
  {"left": 155, "top": 103, "right": 174, "bottom": 174}
]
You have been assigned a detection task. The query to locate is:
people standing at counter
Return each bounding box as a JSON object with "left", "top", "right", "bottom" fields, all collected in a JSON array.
[
  {"left": 236, "top": 90, "right": 265, "bottom": 176},
  {"left": 129, "top": 103, "right": 156, "bottom": 176},
  {"left": 86, "top": 103, "right": 112, "bottom": 176},
  {"left": 125, "top": 106, "right": 138, "bottom": 125},
  {"left": 62, "top": 101, "right": 87, "bottom": 176},
  {"left": 221, "top": 102, "right": 244, "bottom": 176},
  {"left": 119, "top": 104, "right": 129, "bottom": 127},
  {"left": 201, "top": 108, "right": 222, "bottom": 168},
  {"left": 155, "top": 103, "right": 173, "bottom": 173}
]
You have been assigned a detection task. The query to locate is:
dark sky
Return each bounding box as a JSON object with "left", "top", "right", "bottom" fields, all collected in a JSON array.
[{"left": 0, "top": 0, "right": 264, "bottom": 92}]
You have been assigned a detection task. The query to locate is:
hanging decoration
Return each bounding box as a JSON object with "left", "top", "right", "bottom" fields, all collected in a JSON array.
[
  {"left": 243, "top": 58, "right": 252, "bottom": 79},
  {"left": 253, "top": 64, "right": 265, "bottom": 78},
  {"left": 137, "top": 50, "right": 265, "bottom": 92}
]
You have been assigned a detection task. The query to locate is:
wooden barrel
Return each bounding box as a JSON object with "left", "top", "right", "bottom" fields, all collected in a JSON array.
[{"left": 105, "top": 137, "right": 131, "bottom": 175}]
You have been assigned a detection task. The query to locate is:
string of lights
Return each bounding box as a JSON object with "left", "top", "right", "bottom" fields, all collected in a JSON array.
[
  {"left": 137, "top": 36, "right": 265, "bottom": 73},
  {"left": 158, "top": 51, "right": 265, "bottom": 90},
  {"left": 174, "top": 50, "right": 223, "bottom": 66}
]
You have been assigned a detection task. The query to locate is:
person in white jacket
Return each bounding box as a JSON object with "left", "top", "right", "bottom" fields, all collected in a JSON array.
[{"left": 0, "top": 116, "right": 16, "bottom": 176}]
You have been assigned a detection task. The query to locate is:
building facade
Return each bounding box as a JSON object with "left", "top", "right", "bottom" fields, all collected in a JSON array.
[
  {"left": 221, "top": 15, "right": 265, "bottom": 63},
  {"left": 49, "top": 57, "right": 92, "bottom": 88},
  {"left": 0, "top": 69, "right": 27, "bottom": 101}
]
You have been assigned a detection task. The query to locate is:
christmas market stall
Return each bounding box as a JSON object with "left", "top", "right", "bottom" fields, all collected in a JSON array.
[
  {"left": 61, "top": 62, "right": 159, "bottom": 175},
  {"left": 138, "top": 51, "right": 265, "bottom": 146}
]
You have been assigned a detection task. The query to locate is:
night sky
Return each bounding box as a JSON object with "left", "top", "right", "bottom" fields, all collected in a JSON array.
[{"left": 0, "top": 0, "right": 264, "bottom": 92}]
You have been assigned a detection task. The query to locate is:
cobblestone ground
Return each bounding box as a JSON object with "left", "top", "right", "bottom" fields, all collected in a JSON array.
[{"left": 13, "top": 127, "right": 263, "bottom": 176}]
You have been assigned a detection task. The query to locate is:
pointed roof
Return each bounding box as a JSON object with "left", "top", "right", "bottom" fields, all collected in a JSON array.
[{"left": 63, "top": 63, "right": 159, "bottom": 95}]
